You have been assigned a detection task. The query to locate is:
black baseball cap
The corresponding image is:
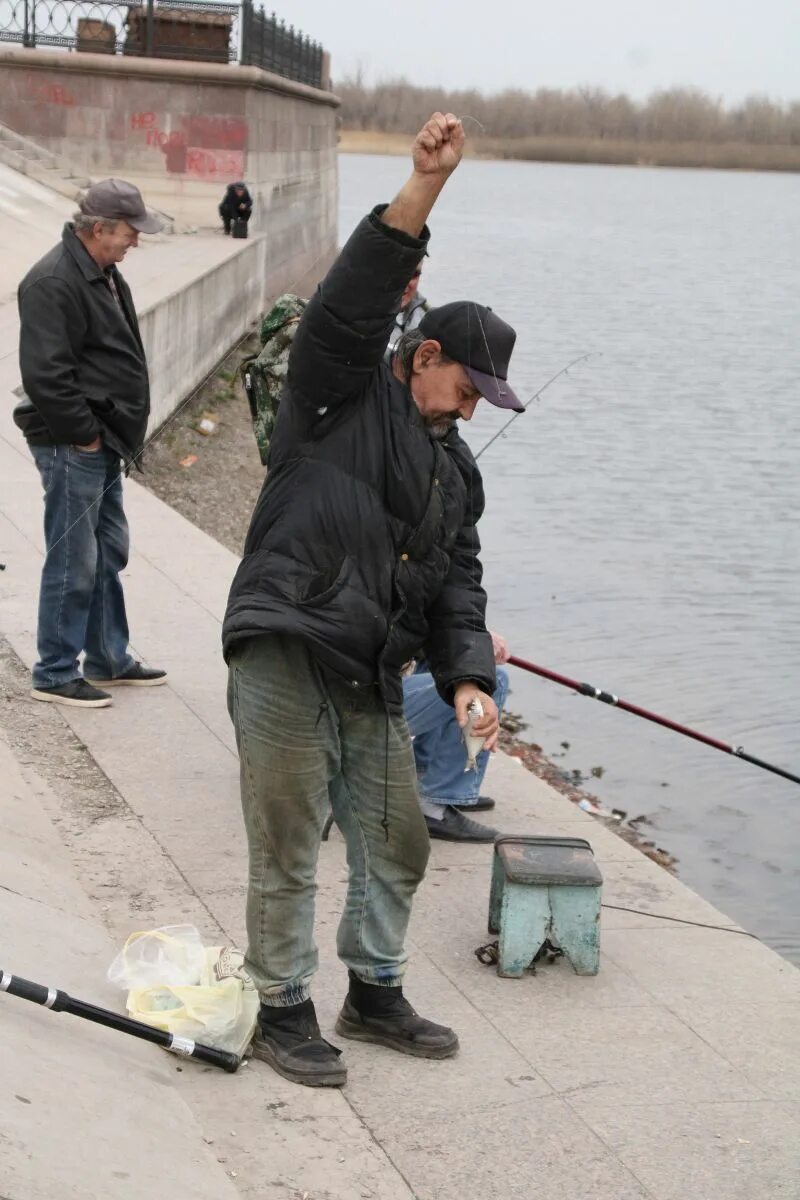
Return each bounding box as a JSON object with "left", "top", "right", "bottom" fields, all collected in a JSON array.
[
  {"left": 419, "top": 301, "right": 523, "bottom": 412},
  {"left": 79, "top": 178, "right": 164, "bottom": 235}
]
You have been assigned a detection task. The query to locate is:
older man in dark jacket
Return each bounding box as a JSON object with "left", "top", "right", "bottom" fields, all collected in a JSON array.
[
  {"left": 223, "top": 114, "right": 523, "bottom": 1088},
  {"left": 14, "top": 178, "right": 167, "bottom": 708}
]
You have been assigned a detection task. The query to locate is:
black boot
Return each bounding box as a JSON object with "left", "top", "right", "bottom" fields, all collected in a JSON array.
[
  {"left": 335, "top": 972, "right": 459, "bottom": 1059},
  {"left": 252, "top": 998, "right": 346, "bottom": 1087}
]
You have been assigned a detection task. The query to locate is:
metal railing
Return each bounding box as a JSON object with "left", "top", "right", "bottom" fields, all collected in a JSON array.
[
  {"left": 0, "top": 0, "right": 324, "bottom": 84},
  {"left": 240, "top": 3, "right": 323, "bottom": 88}
]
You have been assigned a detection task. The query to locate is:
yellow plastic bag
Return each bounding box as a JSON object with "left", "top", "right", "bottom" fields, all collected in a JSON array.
[{"left": 107, "top": 926, "right": 258, "bottom": 1057}]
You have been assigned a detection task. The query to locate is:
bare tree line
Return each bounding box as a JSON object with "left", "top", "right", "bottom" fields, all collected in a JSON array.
[{"left": 336, "top": 75, "right": 800, "bottom": 146}]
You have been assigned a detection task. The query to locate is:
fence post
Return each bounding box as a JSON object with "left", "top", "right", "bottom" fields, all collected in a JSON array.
[
  {"left": 144, "top": 0, "right": 155, "bottom": 56},
  {"left": 240, "top": 0, "right": 251, "bottom": 64},
  {"left": 24, "top": 0, "right": 37, "bottom": 47}
]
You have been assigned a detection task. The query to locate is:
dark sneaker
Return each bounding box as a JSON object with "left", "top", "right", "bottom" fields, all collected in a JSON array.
[
  {"left": 335, "top": 975, "right": 459, "bottom": 1060},
  {"left": 451, "top": 795, "right": 496, "bottom": 812},
  {"left": 31, "top": 679, "right": 112, "bottom": 708},
  {"left": 86, "top": 662, "right": 167, "bottom": 687},
  {"left": 252, "top": 999, "right": 346, "bottom": 1087},
  {"left": 425, "top": 805, "right": 498, "bottom": 843}
]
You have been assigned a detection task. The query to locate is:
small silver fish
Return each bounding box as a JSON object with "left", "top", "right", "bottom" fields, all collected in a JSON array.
[{"left": 463, "top": 698, "right": 486, "bottom": 772}]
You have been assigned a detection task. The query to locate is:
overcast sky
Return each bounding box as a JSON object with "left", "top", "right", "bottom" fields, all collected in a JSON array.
[{"left": 289, "top": 0, "right": 799, "bottom": 103}]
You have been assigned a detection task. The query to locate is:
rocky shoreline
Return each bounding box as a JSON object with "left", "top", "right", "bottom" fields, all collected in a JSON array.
[{"left": 498, "top": 714, "right": 677, "bottom": 871}]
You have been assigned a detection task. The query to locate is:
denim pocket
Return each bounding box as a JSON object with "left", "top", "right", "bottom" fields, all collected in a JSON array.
[
  {"left": 70, "top": 444, "right": 107, "bottom": 467},
  {"left": 30, "top": 445, "right": 57, "bottom": 491}
]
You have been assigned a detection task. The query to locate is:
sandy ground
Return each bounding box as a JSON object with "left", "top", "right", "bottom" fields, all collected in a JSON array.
[
  {"left": 336, "top": 128, "right": 800, "bottom": 172},
  {"left": 139, "top": 333, "right": 263, "bottom": 557}
]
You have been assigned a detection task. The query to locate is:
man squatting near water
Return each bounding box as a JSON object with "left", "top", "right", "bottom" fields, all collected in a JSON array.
[{"left": 222, "top": 113, "right": 524, "bottom": 1088}]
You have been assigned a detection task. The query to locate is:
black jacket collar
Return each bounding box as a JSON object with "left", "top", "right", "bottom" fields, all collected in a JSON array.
[{"left": 62, "top": 223, "right": 110, "bottom": 284}]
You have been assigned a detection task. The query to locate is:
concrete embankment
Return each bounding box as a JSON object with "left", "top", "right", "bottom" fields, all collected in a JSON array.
[{"left": 0, "top": 158, "right": 330, "bottom": 438}]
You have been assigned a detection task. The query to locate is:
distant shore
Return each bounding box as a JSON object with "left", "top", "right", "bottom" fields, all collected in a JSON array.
[{"left": 337, "top": 128, "right": 800, "bottom": 172}]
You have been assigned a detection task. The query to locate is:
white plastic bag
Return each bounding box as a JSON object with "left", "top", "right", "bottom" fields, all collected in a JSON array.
[
  {"left": 107, "top": 925, "right": 206, "bottom": 989},
  {"left": 107, "top": 926, "right": 258, "bottom": 1057}
]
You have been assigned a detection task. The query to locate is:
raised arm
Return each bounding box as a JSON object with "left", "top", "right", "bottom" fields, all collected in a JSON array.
[{"left": 287, "top": 114, "right": 465, "bottom": 430}]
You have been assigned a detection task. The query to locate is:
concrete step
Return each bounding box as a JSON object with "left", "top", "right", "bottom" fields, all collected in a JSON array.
[{"left": 0, "top": 122, "right": 173, "bottom": 232}]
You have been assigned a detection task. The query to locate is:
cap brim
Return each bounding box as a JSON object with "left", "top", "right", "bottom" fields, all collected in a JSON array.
[
  {"left": 465, "top": 365, "right": 525, "bottom": 412},
  {"left": 128, "top": 209, "right": 165, "bottom": 235}
]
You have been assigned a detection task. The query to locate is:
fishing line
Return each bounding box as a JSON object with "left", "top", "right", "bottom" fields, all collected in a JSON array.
[
  {"left": 458, "top": 115, "right": 486, "bottom": 134},
  {"left": 474, "top": 352, "right": 597, "bottom": 461},
  {"left": 600, "top": 904, "right": 758, "bottom": 938}
]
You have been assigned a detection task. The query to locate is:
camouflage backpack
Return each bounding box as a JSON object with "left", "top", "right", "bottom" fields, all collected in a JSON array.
[{"left": 241, "top": 293, "right": 307, "bottom": 465}]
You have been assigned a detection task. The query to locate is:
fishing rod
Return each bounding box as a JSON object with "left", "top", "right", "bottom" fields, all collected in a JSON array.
[
  {"left": 508, "top": 654, "right": 800, "bottom": 787},
  {"left": 0, "top": 969, "right": 240, "bottom": 1073},
  {"left": 474, "top": 352, "right": 597, "bottom": 461}
]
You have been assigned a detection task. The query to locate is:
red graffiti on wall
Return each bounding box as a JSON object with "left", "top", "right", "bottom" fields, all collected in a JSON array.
[
  {"left": 31, "top": 83, "right": 76, "bottom": 106},
  {"left": 180, "top": 116, "right": 247, "bottom": 151},
  {"left": 185, "top": 148, "right": 245, "bottom": 179},
  {"left": 145, "top": 128, "right": 186, "bottom": 148},
  {"left": 129, "top": 111, "right": 247, "bottom": 176}
]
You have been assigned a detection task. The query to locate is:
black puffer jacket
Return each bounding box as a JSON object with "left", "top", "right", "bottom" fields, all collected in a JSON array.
[
  {"left": 222, "top": 206, "right": 495, "bottom": 713},
  {"left": 14, "top": 224, "right": 149, "bottom": 466}
]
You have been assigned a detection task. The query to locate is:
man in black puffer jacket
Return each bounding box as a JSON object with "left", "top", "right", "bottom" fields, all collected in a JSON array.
[{"left": 223, "top": 113, "right": 524, "bottom": 1088}]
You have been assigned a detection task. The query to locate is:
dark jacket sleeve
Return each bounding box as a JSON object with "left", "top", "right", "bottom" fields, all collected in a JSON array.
[
  {"left": 423, "top": 454, "right": 497, "bottom": 705},
  {"left": 286, "top": 204, "right": 429, "bottom": 432},
  {"left": 18, "top": 277, "right": 101, "bottom": 446}
]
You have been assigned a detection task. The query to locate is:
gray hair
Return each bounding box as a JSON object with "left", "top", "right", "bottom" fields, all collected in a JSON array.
[
  {"left": 392, "top": 328, "right": 453, "bottom": 384},
  {"left": 72, "top": 211, "right": 119, "bottom": 235}
]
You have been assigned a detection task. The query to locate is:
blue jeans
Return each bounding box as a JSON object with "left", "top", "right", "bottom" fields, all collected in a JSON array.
[
  {"left": 227, "top": 634, "right": 430, "bottom": 1005},
  {"left": 404, "top": 666, "right": 510, "bottom": 807},
  {"left": 30, "top": 444, "right": 134, "bottom": 689}
]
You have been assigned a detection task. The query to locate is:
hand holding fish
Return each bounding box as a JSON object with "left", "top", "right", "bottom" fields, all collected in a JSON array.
[{"left": 453, "top": 682, "right": 500, "bottom": 757}]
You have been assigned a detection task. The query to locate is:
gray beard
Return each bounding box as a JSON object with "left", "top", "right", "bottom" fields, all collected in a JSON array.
[{"left": 425, "top": 417, "right": 455, "bottom": 440}]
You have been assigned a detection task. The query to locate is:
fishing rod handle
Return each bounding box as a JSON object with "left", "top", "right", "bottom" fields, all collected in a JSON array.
[
  {"left": 0, "top": 970, "right": 66, "bottom": 1010},
  {"left": 64, "top": 995, "right": 241, "bottom": 1073},
  {"left": 170, "top": 1036, "right": 240, "bottom": 1074}
]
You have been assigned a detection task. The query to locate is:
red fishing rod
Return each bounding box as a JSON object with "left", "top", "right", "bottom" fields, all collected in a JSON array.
[{"left": 508, "top": 655, "right": 800, "bottom": 787}]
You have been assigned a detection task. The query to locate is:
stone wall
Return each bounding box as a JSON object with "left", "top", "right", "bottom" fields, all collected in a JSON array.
[
  {"left": 0, "top": 47, "right": 339, "bottom": 264},
  {"left": 138, "top": 235, "right": 268, "bottom": 435}
]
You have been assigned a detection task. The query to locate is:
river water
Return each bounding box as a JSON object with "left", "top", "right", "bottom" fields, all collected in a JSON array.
[{"left": 339, "top": 152, "right": 800, "bottom": 963}]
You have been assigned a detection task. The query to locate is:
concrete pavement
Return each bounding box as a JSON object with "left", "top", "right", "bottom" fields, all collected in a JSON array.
[{"left": 1, "top": 227, "right": 799, "bottom": 1199}]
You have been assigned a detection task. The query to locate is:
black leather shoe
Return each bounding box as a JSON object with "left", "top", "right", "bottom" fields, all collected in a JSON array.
[
  {"left": 336, "top": 976, "right": 458, "bottom": 1060},
  {"left": 86, "top": 662, "right": 167, "bottom": 687},
  {"left": 425, "top": 806, "right": 498, "bottom": 843},
  {"left": 252, "top": 999, "right": 346, "bottom": 1087}
]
